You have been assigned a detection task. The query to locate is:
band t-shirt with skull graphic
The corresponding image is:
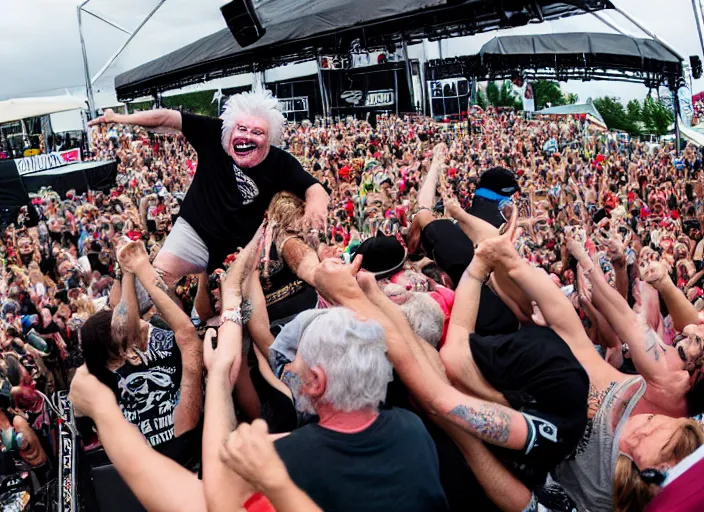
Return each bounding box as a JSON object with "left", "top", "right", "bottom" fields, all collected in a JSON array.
[
  {"left": 113, "top": 326, "right": 182, "bottom": 448},
  {"left": 178, "top": 112, "right": 319, "bottom": 271}
]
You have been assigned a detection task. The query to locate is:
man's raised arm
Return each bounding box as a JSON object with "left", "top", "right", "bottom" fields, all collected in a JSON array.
[
  {"left": 312, "top": 259, "right": 529, "bottom": 452},
  {"left": 117, "top": 241, "right": 203, "bottom": 437},
  {"left": 89, "top": 108, "right": 182, "bottom": 131}
]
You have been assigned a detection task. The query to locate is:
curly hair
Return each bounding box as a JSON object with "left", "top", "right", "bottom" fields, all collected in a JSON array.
[
  {"left": 260, "top": 192, "right": 307, "bottom": 279},
  {"left": 220, "top": 89, "right": 285, "bottom": 151}
]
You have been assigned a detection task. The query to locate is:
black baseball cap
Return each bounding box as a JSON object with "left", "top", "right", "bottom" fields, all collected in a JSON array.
[
  {"left": 478, "top": 167, "right": 520, "bottom": 196},
  {"left": 351, "top": 235, "right": 406, "bottom": 279}
]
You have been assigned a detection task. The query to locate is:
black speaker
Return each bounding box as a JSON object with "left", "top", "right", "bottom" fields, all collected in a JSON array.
[
  {"left": 499, "top": 0, "right": 543, "bottom": 28},
  {"left": 221, "top": 0, "right": 266, "bottom": 48},
  {"left": 691, "top": 55, "right": 703, "bottom": 80}
]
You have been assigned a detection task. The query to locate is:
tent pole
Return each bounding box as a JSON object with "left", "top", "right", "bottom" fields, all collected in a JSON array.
[
  {"left": 316, "top": 56, "right": 329, "bottom": 126},
  {"left": 77, "top": 2, "right": 97, "bottom": 118},
  {"left": 673, "top": 86, "right": 682, "bottom": 156},
  {"left": 691, "top": 0, "right": 704, "bottom": 57},
  {"left": 419, "top": 40, "right": 428, "bottom": 115},
  {"left": 610, "top": 5, "right": 683, "bottom": 59},
  {"left": 394, "top": 69, "right": 399, "bottom": 116},
  {"left": 402, "top": 41, "right": 415, "bottom": 112},
  {"left": 89, "top": 0, "right": 167, "bottom": 86}
]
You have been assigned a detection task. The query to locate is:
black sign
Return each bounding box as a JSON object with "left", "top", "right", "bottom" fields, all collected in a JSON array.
[
  {"left": 279, "top": 96, "right": 309, "bottom": 113},
  {"left": 325, "top": 65, "right": 410, "bottom": 114}
]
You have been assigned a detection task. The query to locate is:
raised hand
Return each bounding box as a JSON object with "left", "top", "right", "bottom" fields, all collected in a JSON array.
[
  {"left": 116, "top": 239, "right": 150, "bottom": 274},
  {"left": 642, "top": 260, "right": 670, "bottom": 290},
  {"left": 219, "top": 419, "right": 291, "bottom": 494},
  {"left": 222, "top": 224, "right": 264, "bottom": 297},
  {"left": 471, "top": 205, "right": 519, "bottom": 270},
  {"left": 312, "top": 255, "right": 363, "bottom": 304},
  {"left": 88, "top": 108, "right": 117, "bottom": 127},
  {"left": 203, "top": 328, "right": 240, "bottom": 386},
  {"left": 432, "top": 142, "right": 448, "bottom": 162},
  {"left": 356, "top": 269, "right": 382, "bottom": 298},
  {"left": 68, "top": 365, "right": 117, "bottom": 418}
]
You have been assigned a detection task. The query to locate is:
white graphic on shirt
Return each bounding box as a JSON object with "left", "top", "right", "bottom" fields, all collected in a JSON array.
[
  {"left": 232, "top": 163, "right": 260, "bottom": 205},
  {"left": 118, "top": 371, "right": 173, "bottom": 415}
]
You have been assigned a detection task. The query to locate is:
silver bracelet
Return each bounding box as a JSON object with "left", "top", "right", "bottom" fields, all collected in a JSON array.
[{"left": 219, "top": 298, "right": 253, "bottom": 327}]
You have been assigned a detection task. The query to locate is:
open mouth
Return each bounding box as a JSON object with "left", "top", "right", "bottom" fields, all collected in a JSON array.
[
  {"left": 678, "top": 345, "right": 688, "bottom": 363},
  {"left": 233, "top": 142, "right": 257, "bottom": 154}
]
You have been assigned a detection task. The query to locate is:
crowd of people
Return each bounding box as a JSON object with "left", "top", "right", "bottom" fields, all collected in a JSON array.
[{"left": 2, "top": 88, "right": 704, "bottom": 511}]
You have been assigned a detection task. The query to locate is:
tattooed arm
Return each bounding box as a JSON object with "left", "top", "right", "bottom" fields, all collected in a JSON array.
[
  {"left": 110, "top": 272, "right": 144, "bottom": 348},
  {"left": 571, "top": 246, "right": 676, "bottom": 384},
  {"left": 344, "top": 276, "right": 528, "bottom": 450},
  {"left": 438, "top": 418, "right": 534, "bottom": 512},
  {"left": 132, "top": 259, "right": 203, "bottom": 437}
]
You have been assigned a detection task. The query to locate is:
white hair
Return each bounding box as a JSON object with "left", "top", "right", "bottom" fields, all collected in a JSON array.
[
  {"left": 299, "top": 307, "right": 393, "bottom": 413},
  {"left": 400, "top": 293, "right": 445, "bottom": 348},
  {"left": 220, "top": 89, "right": 285, "bottom": 150}
]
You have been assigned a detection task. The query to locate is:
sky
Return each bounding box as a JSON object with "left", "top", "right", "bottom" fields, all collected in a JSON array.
[{"left": 0, "top": 0, "right": 703, "bottom": 106}]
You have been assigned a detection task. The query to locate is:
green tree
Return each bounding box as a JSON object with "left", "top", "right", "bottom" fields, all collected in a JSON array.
[
  {"left": 532, "top": 80, "right": 567, "bottom": 110},
  {"left": 162, "top": 90, "right": 219, "bottom": 117},
  {"left": 566, "top": 93, "right": 579, "bottom": 105},
  {"left": 641, "top": 96, "right": 673, "bottom": 136},
  {"left": 485, "top": 81, "right": 522, "bottom": 110},
  {"left": 593, "top": 96, "right": 640, "bottom": 135},
  {"left": 476, "top": 89, "right": 488, "bottom": 110},
  {"left": 626, "top": 99, "right": 642, "bottom": 122}
]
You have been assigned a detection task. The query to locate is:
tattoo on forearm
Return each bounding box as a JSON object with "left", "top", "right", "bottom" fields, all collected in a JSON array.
[
  {"left": 645, "top": 329, "right": 661, "bottom": 362},
  {"left": 448, "top": 404, "right": 511, "bottom": 444},
  {"left": 153, "top": 268, "right": 169, "bottom": 293},
  {"left": 115, "top": 301, "right": 127, "bottom": 318}
]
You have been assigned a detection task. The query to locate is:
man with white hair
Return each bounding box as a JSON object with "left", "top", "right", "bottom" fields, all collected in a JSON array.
[
  {"left": 239, "top": 306, "right": 449, "bottom": 512},
  {"left": 89, "top": 90, "right": 329, "bottom": 284}
]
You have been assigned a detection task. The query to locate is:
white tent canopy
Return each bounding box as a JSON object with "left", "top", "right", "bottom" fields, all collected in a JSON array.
[
  {"left": 680, "top": 118, "right": 704, "bottom": 147},
  {"left": 0, "top": 95, "right": 87, "bottom": 124}
]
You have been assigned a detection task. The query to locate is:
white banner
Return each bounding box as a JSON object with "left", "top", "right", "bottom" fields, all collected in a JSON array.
[
  {"left": 365, "top": 90, "right": 394, "bottom": 107},
  {"left": 523, "top": 82, "right": 536, "bottom": 113},
  {"left": 16, "top": 148, "right": 81, "bottom": 176}
]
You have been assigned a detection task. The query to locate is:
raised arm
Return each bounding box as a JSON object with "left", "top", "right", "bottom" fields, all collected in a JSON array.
[
  {"left": 417, "top": 144, "right": 447, "bottom": 209},
  {"left": 313, "top": 259, "right": 529, "bottom": 452},
  {"left": 243, "top": 270, "right": 275, "bottom": 358},
  {"left": 118, "top": 242, "right": 203, "bottom": 437},
  {"left": 194, "top": 272, "right": 216, "bottom": 322},
  {"left": 69, "top": 366, "right": 208, "bottom": 512},
  {"left": 568, "top": 242, "right": 673, "bottom": 384},
  {"left": 89, "top": 108, "right": 182, "bottom": 131},
  {"left": 202, "top": 231, "right": 261, "bottom": 512},
  {"left": 646, "top": 262, "right": 701, "bottom": 331},
  {"left": 280, "top": 237, "right": 320, "bottom": 286}
]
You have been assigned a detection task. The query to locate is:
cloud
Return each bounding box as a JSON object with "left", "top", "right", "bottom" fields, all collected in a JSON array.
[{"left": 1, "top": 0, "right": 703, "bottom": 103}]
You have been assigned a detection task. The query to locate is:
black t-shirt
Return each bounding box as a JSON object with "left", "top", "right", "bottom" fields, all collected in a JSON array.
[
  {"left": 274, "top": 408, "right": 449, "bottom": 512},
  {"left": 113, "top": 327, "right": 182, "bottom": 448},
  {"left": 469, "top": 325, "right": 590, "bottom": 487},
  {"left": 179, "top": 113, "right": 319, "bottom": 269},
  {"left": 420, "top": 219, "right": 518, "bottom": 336}
]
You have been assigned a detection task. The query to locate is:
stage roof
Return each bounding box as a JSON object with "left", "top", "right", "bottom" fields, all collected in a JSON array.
[
  {"left": 470, "top": 32, "right": 683, "bottom": 88},
  {"left": 0, "top": 95, "right": 87, "bottom": 124},
  {"left": 535, "top": 98, "right": 606, "bottom": 126},
  {"left": 115, "top": 0, "right": 614, "bottom": 101}
]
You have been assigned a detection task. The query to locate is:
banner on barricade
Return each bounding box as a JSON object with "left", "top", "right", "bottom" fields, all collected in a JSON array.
[{"left": 15, "top": 148, "right": 82, "bottom": 176}]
